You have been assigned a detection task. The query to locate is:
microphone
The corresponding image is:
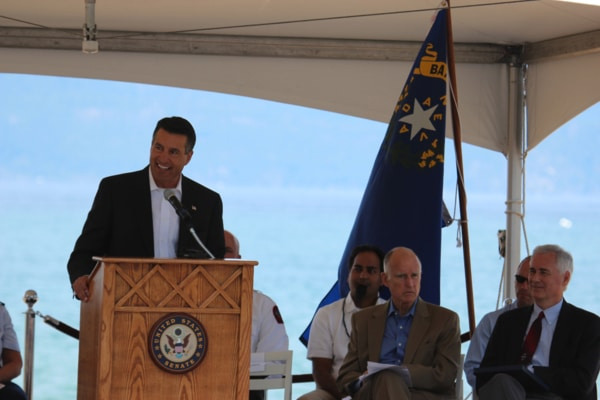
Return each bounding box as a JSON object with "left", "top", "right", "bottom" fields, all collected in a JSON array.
[
  {"left": 163, "top": 189, "right": 215, "bottom": 259},
  {"left": 164, "top": 189, "right": 192, "bottom": 222}
]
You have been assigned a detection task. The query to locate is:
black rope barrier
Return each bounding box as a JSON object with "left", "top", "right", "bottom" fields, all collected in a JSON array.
[{"left": 36, "top": 311, "right": 79, "bottom": 340}]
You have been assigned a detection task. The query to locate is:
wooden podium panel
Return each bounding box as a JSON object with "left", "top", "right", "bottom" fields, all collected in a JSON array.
[{"left": 78, "top": 258, "right": 256, "bottom": 400}]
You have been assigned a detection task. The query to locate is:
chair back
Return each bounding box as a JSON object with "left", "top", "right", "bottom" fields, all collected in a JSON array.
[{"left": 250, "top": 350, "right": 293, "bottom": 400}]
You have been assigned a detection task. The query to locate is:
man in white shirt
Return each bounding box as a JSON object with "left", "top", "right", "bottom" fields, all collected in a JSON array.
[
  {"left": 224, "top": 230, "right": 289, "bottom": 400},
  {"left": 250, "top": 290, "right": 288, "bottom": 354},
  {"left": 298, "top": 245, "right": 386, "bottom": 400},
  {"left": 464, "top": 256, "right": 533, "bottom": 387}
]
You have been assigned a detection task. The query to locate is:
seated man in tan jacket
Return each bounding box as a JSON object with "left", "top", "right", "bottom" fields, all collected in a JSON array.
[{"left": 336, "top": 247, "right": 461, "bottom": 399}]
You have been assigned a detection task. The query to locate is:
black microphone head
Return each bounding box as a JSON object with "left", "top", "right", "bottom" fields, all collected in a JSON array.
[{"left": 163, "top": 188, "right": 192, "bottom": 223}]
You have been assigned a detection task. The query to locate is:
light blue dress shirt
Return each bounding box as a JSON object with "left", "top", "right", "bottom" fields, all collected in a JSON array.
[
  {"left": 464, "top": 301, "right": 518, "bottom": 387},
  {"left": 530, "top": 299, "right": 562, "bottom": 369},
  {"left": 379, "top": 300, "right": 417, "bottom": 365}
]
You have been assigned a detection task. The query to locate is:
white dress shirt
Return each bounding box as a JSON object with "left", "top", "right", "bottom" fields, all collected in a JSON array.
[
  {"left": 307, "top": 294, "right": 386, "bottom": 378},
  {"left": 149, "top": 169, "right": 181, "bottom": 258}
]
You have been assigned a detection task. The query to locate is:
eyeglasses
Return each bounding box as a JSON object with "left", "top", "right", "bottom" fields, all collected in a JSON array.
[{"left": 515, "top": 274, "right": 528, "bottom": 284}]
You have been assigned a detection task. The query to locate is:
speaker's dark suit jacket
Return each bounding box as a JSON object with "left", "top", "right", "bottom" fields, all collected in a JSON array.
[
  {"left": 478, "top": 300, "right": 600, "bottom": 400},
  {"left": 67, "top": 167, "right": 225, "bottom": 284}
]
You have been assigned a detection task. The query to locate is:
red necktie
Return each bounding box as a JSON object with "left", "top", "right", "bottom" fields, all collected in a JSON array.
[{"left": 520, "top": 311, "right": 544, "bottom": 364}]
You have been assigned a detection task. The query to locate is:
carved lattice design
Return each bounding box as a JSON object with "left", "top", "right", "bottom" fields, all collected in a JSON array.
[{"left": 112, "top": 263, "right": 242, "bottom": 313}]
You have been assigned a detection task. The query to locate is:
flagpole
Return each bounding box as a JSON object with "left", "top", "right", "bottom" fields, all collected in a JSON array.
[{"left": 445, "top": 0, "right": 476, "bottom": 340}]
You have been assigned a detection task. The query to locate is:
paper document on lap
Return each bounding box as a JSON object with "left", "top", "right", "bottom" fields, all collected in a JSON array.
[
  {"left": 360, "top": 361, "right": 412, "bottom": 386},
  {"left": 341, "top": 362, "right": 412, "bottom": 399}
]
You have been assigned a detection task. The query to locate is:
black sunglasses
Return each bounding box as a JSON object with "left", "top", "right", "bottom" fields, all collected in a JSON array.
[{"left": 515, "top": 274, "right": 528, "bottom": 284}]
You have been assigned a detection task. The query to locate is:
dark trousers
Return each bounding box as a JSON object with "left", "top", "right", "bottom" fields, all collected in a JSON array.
[
  {"left": 249, "top": 389, "right": 265, "bottom": 400},
  {"left": 479, "top": 373, "right": 564, "bottom": 400},
  {"left": 0, "top": 382, "right": 28, "bottom": 400}
]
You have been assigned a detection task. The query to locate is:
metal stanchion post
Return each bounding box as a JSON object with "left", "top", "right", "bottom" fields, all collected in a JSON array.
[{"left": 23, "top": 290, "right": 38, "bottom": 400}]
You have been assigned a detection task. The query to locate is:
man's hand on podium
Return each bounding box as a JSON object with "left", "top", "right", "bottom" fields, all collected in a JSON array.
[{"left": 72, "top": 275, "right": 90, "bottom": 302}]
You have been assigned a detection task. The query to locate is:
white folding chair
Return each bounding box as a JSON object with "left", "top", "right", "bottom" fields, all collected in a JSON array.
[{"left": 250, "top": 350, "right": 293, "bottom": 400}]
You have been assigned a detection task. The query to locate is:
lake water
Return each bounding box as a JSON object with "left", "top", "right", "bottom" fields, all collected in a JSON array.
[{"left": 1, "top": 183, "right": 598, "bottom": 399}]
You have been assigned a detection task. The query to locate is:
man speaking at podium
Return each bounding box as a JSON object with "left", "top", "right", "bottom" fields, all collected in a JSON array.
[{"left": 68, "top": 116, "right": 225, "bottom": 302}]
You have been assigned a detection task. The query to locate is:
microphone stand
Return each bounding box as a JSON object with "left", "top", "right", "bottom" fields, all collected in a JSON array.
[
  {"left": 183, "top": 219, "right": 216, "bottom": 259},
  {"left": 164, "top": 189, "right": 216, "bottom": 259}
]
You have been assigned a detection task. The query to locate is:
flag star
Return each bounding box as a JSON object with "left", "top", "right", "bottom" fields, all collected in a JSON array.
[{"left": 399, "top": 99, "right": 439, "bottom": 140}]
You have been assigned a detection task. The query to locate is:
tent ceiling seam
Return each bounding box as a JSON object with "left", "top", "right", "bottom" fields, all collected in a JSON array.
[{"left": 1, "top": 27, "right": 598, "bottom": 64}]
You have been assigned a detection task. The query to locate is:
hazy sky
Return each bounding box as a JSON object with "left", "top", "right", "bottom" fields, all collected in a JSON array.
[{"left": 2, "top": 72, "right": 599, "bottom": 203}]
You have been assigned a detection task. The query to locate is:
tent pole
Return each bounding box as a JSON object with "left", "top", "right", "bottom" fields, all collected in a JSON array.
[{"left": 504, "top": 63, "right": 526, "bottom": 301}]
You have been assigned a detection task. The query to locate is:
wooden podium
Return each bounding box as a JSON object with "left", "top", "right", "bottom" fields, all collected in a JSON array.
[{"left": 77, "top": 257, "right": 257, "bottom": 400}]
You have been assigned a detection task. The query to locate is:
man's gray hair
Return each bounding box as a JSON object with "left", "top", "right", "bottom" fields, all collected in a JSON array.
[{"left": 532, "top": 244, "right": 573, "bottom": 274}]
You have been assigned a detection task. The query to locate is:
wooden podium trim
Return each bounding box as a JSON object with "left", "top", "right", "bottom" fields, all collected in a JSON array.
[{"left": 111, "top": 263, "right": 244, "bottom": 312}]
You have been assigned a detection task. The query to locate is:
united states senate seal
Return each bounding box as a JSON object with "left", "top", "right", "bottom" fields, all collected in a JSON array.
[{"left": 148, "top": 313, "right": 208, "bottom": 373}]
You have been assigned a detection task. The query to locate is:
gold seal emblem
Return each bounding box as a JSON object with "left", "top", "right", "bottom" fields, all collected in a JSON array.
[{"left": 148, "top": 313, "right": 208, "bottom": 373}]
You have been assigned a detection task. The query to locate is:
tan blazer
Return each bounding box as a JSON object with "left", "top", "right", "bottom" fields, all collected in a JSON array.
[{"left": 337, "top": 298, "right": 461, "bottom": 398}]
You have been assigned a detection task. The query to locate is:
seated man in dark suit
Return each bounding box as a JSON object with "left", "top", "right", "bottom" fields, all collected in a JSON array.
[
  {"left": 464, "top": 256, "right": 534, "bottom": 388},
  {"left": 68, "top": 116, "right": 225, "bottom": 302},
  {"left": 477, "top": 244, "right": 600, "bottom": 400}
]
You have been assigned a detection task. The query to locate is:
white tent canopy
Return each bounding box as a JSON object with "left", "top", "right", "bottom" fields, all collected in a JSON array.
[
  {"left": 1, "top": 0, "right": 600, "bottom": 298},
  {"left": 2, "top": 0, "right": 599, "bottom": 153}
]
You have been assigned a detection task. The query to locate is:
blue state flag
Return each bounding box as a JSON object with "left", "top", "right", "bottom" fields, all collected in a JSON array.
[{"left": 301, "top": 9, "right": 448, "bottom": 345}]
